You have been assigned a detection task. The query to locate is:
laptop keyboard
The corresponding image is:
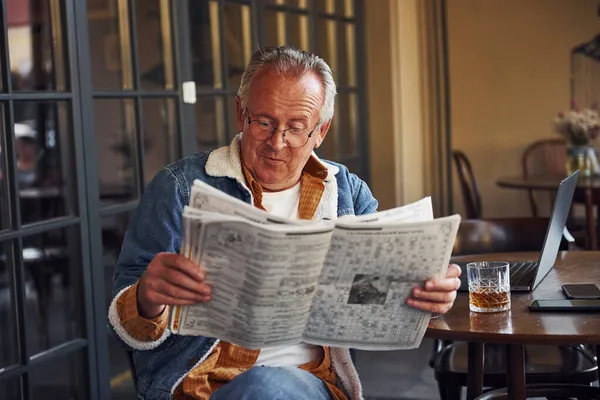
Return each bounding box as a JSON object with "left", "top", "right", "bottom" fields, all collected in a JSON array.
[
  {"left": 457, "top": 260, "right": 539, "bottom": 291},
  {"left": 510, "top": 261, "right": 538, "bottom": 285}
]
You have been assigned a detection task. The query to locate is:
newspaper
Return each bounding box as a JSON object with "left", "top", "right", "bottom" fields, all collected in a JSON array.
[{"left": 170, "top": 179, "right": 461, "bottom": 350}]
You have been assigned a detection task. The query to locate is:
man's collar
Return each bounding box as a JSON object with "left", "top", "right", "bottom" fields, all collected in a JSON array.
[
  {"left": 205, "top": 134, "right": 338, "bottom": 184},
  {"left": 304, "top": 155, "right": 329, "bottom": 180},
  {"left": 241, "top": 154, "right": 327, "bottom": 196}
]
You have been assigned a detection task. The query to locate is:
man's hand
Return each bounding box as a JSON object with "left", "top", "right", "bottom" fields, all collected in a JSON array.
[
  {"left": 407, "top": 263, "right": 462, "bottom": 315},
  {"left": 137, "top": 253, "right": 211, "bottom": 319}
]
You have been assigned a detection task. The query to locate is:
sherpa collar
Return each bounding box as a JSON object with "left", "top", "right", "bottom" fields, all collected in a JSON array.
[
  {"left": 205, "top": 134, "right": 340, "bottom": 221},
  {"left": 204, "top": 134, "right": 340, "bottom": 189}
]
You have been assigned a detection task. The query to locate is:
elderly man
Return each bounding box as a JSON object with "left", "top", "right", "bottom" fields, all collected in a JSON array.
[{"left": 109, "top": 45, "right": 461, "bottom": 400}]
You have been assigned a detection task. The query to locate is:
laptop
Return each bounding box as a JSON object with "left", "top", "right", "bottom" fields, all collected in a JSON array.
[{"left": 457, "top": 170, "right": 579, "bottom": 293}]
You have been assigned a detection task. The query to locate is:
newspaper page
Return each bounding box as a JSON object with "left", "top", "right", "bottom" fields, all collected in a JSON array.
[
  {"left": 302, "top": 214, "right": 461, "bottom": 350},
  {"left": 352, "top": 197, "right": 434, "bottom": 224},
  {"left": 173, "top": 180, "right": 458, "bottom": 349},
  {"left": 170, "top": 210, "right": 335, "bottom": 349}
]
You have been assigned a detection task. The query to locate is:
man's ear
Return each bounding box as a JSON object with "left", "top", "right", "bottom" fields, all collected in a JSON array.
[
  {"left": 313, "top": 119, "right": 332, "bottom": 149},
  {"left": 236, "top": 96, "right": 245, "bottom": 133}
]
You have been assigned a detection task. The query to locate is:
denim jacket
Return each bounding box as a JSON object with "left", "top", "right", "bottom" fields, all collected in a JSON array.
[{"left": 108, "top": 136, "right": 378, "bottom": 400}]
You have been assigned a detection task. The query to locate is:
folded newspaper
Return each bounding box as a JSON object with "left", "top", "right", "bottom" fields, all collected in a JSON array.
[{"left": 169, "top": 179, "right": 461, "bottom": 351}]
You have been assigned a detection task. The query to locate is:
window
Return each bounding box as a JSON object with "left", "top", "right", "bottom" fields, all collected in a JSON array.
[{"left": 188, "top": 0, "right": 368, "bottom": 177}]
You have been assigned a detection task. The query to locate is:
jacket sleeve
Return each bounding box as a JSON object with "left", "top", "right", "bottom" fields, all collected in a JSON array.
[
  {"left": 115, "top": 282, "right": 170, "bottom": 341},
  {"left": 108, "top": 166, "right": 187, "bottom": 351},
  {"left": 350, "top": 173, "right": 378, "bottom": 216}
]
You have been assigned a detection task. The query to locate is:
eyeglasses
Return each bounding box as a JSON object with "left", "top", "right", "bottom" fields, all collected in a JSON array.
[{"left": 245, "top": 108, "right": 319, "bottom": 148}]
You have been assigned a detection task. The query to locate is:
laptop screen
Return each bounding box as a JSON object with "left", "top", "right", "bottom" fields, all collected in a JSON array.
[{"left": 530, "top": 171, "right": 579, "bottom": 290}]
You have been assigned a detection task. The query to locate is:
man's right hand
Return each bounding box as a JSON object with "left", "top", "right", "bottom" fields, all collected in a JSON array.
[{"left": 137, "top": 252, "right": 211, "bottom": 319}]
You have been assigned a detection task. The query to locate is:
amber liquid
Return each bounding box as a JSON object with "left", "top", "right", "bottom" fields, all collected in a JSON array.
[{"left": 469, "top": 289, "right": 510, "bottom": 309}]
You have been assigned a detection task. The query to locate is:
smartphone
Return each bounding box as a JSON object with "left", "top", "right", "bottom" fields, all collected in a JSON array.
[
  {"left": 529, "top": 299, "right": 600, "bottom": 312},
  {"left": 561, "top": 283, "right": 600, "bottom": 299}
]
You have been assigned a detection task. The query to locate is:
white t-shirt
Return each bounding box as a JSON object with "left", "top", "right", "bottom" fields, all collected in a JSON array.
[
  {"left": 254, "top": 183, "right": 324, "bottom": 367},
  {"left": 260, "top": 183, "right": 301, "bottom": 219}
]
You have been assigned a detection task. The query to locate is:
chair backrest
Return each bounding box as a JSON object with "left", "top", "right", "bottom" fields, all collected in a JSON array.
[
  {"left": 452, "top": 150, "right": 482, "bottom": 219},
  {"left": 453, "top": 217, "right": 567, "bottom": 256},
  {"left": 521, "top": 138, "right": 567, "bottom": 216},
  {"left": 475, "top": 383, "right": 600, "bottom": 399}
]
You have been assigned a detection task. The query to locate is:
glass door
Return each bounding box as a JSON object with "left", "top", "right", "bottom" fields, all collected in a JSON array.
[
  {"left": 0, "top": 1, "right": 367, "bottom": 398},
  {"left": 186, "top": 0, "right": 369, "bottom": 179},
  {"left": 0, "top": 0, "right": 96, "bottom": 399},
  {"left": 78, "top": 0, "right": 190, "bottom": 397}
]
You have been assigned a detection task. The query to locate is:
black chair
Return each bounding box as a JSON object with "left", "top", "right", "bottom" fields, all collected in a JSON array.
[
  {"left": 433, "top": 343, "right": 597, "bottom": 400},
  {"left": 474, "top": 383, "right": 600, "bottom": 400},
  {"left": 452, "top": 150, "right": 482, "bottom": 219},
  {"left": 453, "top": 217, "right": 569, "bottom": 256},
  {"left": 521, "top": 138, "right": 567, "bottom": 217},
  {"left": 521, "top": 138, "right": 591, "bottom": 247},
  {"left": 430, "top": 218, "right": 597, "bottom": 400},
  {"left": 453, "top": 148, "right": 587, "bottom": 247}
]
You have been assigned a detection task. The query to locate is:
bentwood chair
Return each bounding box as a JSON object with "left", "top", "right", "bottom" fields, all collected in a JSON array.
[
  {"left": 452, "top": 150, "right": 482, "bottom": 219},
  {"left": 521, "top": 138, "right": 594, "bottom": 247},
  {"left": 521, "top": 138, "right": 567, "bottom": 217}
]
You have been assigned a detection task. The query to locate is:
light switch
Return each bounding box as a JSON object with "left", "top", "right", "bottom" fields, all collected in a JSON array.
[{"left": 182, "top": 81, "right": 197, "bottom": 104}]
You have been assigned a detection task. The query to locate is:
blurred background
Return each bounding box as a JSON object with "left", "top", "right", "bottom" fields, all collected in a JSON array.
[{"left": 0, "top": 0, "right": 598, "bottom": 399}]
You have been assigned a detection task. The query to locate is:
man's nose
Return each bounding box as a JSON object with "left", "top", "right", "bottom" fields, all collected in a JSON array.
[{"left": 266, "top": 129, "right": 287, "bottom": 151}]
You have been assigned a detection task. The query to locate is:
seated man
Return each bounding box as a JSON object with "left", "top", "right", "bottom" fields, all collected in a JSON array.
[
  {"left": 109, "top": 45, "right": 461, "bottom": 400},
  {"left": 15, "top": 123, "right": 38, "bottom": 187}
]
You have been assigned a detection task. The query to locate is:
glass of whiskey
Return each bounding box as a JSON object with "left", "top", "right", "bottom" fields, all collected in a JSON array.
[{"left": 467, "top": 261, "right": 511, "bottom": 313}]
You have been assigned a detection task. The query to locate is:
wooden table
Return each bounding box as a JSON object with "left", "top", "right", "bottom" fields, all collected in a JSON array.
[
  {"left": 426, "top": 251, "right": 600, "bottom": 400},
  {"left": 497, "top": 174, "right": 600, "bottom": 250}
]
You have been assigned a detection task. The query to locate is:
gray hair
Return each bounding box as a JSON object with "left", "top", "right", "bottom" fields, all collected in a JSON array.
[{"left": 237, "top": 45, "right": 337, "bottom": 123}]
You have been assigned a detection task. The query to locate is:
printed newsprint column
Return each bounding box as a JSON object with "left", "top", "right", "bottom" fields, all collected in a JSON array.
[
  {"left": 302, "top": 215, "right": 460, "bottom": 350},
  {"left": 173, "top": 217, "right": 335, "bottom": 349}
]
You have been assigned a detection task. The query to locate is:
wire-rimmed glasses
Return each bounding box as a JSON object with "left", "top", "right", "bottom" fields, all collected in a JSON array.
[{"left": 245, "top": 108, "right": 319, "bottom": 148}]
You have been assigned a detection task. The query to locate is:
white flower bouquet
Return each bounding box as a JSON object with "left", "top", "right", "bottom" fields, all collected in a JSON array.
[{"left": 553, "top": 102, "right": 600, "bottom": 146}]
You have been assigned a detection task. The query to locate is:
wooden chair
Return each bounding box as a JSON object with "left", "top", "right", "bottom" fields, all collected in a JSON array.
[
  {"left": 430, "top": 218, "right": 597, "bottom": 400},
  {"left": 521, "top": 138, "right": 567, "bottom": 217},
  {"left": 521, "top": 138, "right": 596, "bottom": 247},
  {"left": 452, "top": 150, "right": 482, "bottom": 218},
  {"left": 474, "top": 383, "right": 600, "bottom": 399},
  {"left": 453, "top": 217, "right": 569, "bottom": 255}
]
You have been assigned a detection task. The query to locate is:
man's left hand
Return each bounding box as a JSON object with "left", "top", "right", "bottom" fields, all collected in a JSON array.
[{"left": 407, "top": 263, "right": 462, "bottom": 315}]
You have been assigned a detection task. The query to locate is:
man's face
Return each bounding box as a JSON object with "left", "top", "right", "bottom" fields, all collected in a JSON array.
[
  {"left": 16, "top": 138, "right": 37, "bottom": 169},
  {"left": 237, "top": 68, "right": 331, "bottom": 191}
]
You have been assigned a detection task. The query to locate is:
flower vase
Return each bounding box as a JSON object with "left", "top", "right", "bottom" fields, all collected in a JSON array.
[{"left": 565, "top": 146, "right": 599, "bottom": 176}]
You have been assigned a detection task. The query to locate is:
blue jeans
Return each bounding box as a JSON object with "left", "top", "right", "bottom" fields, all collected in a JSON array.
[{"left": 209, "top": 366, "right": 334, "bottom": 400}]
